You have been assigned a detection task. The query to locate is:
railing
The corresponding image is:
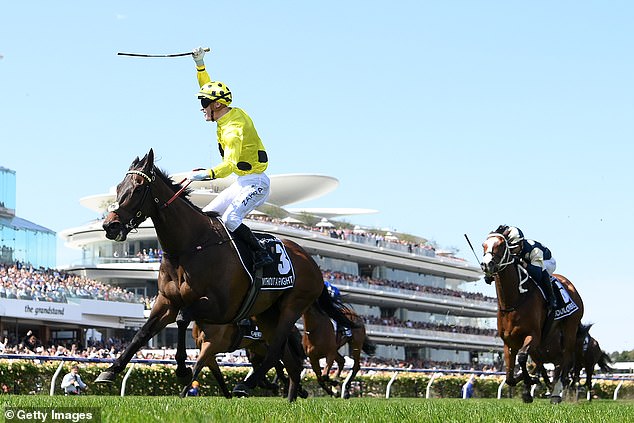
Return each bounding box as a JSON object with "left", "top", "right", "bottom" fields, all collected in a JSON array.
[{"left": 2, "top": 354, "right": 632, "bottom": 400}]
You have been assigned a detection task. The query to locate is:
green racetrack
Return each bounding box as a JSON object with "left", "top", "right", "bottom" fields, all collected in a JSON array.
[{"left": 2, "top": 396, "right": 634, "bottom": 423}]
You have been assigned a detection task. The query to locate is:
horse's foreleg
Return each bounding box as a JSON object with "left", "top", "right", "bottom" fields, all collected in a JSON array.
[
  {"left": 322, "top": 353, "right": 337, "bottom": 386},
  {"left": 342, "top": 349, "right": 361, "bottom": 399},
  {"left": 181, "top": 338, "right": 232, "bottom": 399},
  {"left": 334, "top": 352, "right": 346, "bottom": 380},
  {"left": 503, "top": 345, "right": 519, "bottom": 387},
  {"left": 236, "top": 313, "right": 299, "bottom": 399},
  {"left": 585, "top": 369, "right": 594, "bottom": 401},
  {"left": 96, "top": 298, "right": 177, "bottom": 383},
  {"left": 516, "top": 349, "right": 534, "bottom": 403},
  {"left": 311, "top": 354, "right": 334, "bottom": 396}
]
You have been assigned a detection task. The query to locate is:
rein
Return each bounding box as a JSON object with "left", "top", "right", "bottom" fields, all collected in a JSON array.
[
  {"left": 114, "top": 168, "right": 229, "bottom": 257},
  {"left": 162, "top": 178, "right": 193, "bottom": 209},
  {"left": 116, "top": 169, "right": 191, "bottom": 231}
]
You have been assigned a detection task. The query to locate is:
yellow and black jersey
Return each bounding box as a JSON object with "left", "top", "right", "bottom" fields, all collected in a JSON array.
[
  {"left": 213, "top": 108, "right": 268, "bottom": 178},
  {"left": 197, "top": 66, "right": 268, "bottom": 178}
]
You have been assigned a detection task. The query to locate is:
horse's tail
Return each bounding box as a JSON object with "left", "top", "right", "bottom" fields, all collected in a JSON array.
[
  {"left": 316, "top": 286, "right": 357, "bottom": 329},
  {"left": 597, "top": 351, "right": 615, "bottom": 374},
  {"left": 362, "top": 335, "right": 377, "bottom": 356}
]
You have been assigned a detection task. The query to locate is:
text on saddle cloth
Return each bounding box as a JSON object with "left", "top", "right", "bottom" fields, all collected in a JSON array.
[
  {"left": 530, "top": 275, "right": 580, "bottom": 320},
  {"left": 233, "top": 232, "right": 296, "bottom": 290},
  {"left": 238, "top": 320, "right": 263, "bottom": 340}
]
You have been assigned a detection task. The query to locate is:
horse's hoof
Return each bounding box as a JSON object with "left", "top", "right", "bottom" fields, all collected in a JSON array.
[
  {"left": 298, "top": 387, "right": 309, "bottom": 399},
  {"left": 522, "top": 392, "right": 533, "bottom": 403},
  {"left": 179, "top": 386, "right": 189, "bottom": 398},
  {"left": 233, "top": 383, "right": 250, "bottom": 398},
  {"left": 95, "top": 371, "right": 116, "bottom": 384},
  {"left": 550, "top": 395, "right": 562, "bottom": 404}
]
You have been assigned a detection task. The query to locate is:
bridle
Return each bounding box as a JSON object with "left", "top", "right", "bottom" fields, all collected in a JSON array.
[
  {"left": 483, "top": 233, "right": 530, "bottom": 293},
  {"left": 483, "top": 233, "right": 514, "bottom": 273},
  {"left": 108, "top": 168, "right": 193, "bottom": 233}
]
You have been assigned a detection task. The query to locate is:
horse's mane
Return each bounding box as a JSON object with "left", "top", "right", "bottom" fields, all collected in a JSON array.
[{"left": 152, "top": 166, "right": 203, "bottom": 213}]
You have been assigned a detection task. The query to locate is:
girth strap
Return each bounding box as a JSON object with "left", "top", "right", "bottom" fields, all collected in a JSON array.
[{"left": 231, "top": 268, "right": 263, "bottom": 323}]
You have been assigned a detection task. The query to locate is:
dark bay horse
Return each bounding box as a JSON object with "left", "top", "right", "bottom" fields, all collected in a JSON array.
[
  {"left": 481, "top": 226, "right": 584, "bottom": 403},
  {"left": 189, "top": 292, "right": 357, "bottom": 400},
  {"left": 533, "top": 323, "right": 614, "bottom": 401},
  {"left": 188, "top": 319, "right": 305, "bottom": 399},
  {"left": 571, "top": 324, "right": 615, "bottom": 400},
  {"left": 96, "top": 149, "right": 324, "bottom": 401},
  {"left": 302, "top": 301, "right": 375, "bottom": 398}
]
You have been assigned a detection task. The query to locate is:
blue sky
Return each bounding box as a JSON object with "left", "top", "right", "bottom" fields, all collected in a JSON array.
[{"left": 1, "top": 2, "right": 632, "bottom": 352}]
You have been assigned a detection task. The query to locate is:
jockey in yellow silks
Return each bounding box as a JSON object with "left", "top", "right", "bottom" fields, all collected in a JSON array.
[{"left": 187, "top": 47, "right": 273, "bottom": 268}]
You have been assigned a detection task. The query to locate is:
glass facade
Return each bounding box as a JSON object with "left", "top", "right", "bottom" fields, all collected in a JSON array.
[
  {"left": 0, "top": 167, "right": 56, "bottom": 268},
  {"left": 0, "top": 167, "right": 16, "bottom": 215}
]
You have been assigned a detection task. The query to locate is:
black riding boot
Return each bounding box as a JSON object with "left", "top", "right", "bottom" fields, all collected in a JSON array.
[
  {"left": 232, "top": 224, "right": 274, "bottom": 268},
  {"left": 540, "top": 271, "right": 557, "bottom": 313}
]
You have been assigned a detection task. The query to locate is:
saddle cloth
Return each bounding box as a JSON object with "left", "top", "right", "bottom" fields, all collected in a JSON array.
[
  {"left": 234, "top": 232, "right": 296, "bottom": 291},
  {"left": 538, "top": 275, "right": 580, "bottom": 320},
  {"left": 237, "top": 319, "right": 263, "bottom": 341}
]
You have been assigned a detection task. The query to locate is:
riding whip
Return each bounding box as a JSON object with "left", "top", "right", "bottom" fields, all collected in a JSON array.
[
  {"left": 464, "top": 234, "right": 481, "bottom": 264},
  {"left": 117, "top": 47, "right": 210, "bottom": 58}
]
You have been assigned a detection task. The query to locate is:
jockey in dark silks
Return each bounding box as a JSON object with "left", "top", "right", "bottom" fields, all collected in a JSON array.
[{"left": 486, "top": 226, "right": 557, "bottom": 314}]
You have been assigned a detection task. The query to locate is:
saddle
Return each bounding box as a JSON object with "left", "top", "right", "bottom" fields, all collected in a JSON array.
[{"left": 535, "top": 276, "right": 580, "bottom": 321}]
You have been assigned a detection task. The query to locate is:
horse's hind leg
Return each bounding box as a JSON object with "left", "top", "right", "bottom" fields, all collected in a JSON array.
[
  {"left": 280, "top": 340, "right": 306, "bottom": 401},
  {"left": 175, "top": 318, "right": 193, "bottom": 385}
]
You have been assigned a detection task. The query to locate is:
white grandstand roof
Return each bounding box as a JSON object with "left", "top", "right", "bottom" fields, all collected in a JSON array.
[{"left": 79, "top": 173, "right": 378, "bottom": 219}]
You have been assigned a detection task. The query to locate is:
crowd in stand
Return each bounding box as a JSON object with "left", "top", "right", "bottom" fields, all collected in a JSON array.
[
  {"left": 246, "top": 214, "right": 457, "bottom": 261},
  {"left": 0, "top": 263, "right": 140, "bottom": 304},
  {"left": 322, "top": 270, "right": 496, "bottom": 303},
  {"left": 362, "top": 315, "right": 497, "bottom": 337},
  {"left": 0, "top": 332, "right": 128, "bottom": 360}
]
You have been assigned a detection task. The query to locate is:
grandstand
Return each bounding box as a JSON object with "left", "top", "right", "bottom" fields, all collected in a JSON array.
[
  {"left": 0, "top": 167, "right": 55, "bottom": 268},
  {"left": 59, "top": 171, "right": 502, "bottom": 368}
]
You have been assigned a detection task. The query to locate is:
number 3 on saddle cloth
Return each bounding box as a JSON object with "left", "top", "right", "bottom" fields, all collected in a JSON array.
[
  {"left": 233, "top": 233, "right": 296, "bottom": 290},
  {"left": 533, "top": 275, "right": 580, "bottom": 320}
]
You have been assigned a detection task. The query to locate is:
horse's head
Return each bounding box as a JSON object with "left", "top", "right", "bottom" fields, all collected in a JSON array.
[
  {"left": 480, "top": 227, "right": 514, "bottom": 276},
  {"left": 103, "top": 149, "right": 157, "bottom": 242}
]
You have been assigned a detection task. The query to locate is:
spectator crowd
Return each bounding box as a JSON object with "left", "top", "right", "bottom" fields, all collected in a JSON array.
[
  {"left": 322, "top": 270, "right": 496, "bottom": 303},
  {"left": 0, "top": 263, "right": 140, "bottom": 304}
]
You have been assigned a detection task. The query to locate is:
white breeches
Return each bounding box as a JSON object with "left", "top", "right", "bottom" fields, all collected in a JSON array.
[
  {"left": 202, "top": 173, "right": 270, "bottom": 232},
  {"left": 544, "top": 258, "right": 556, "bottom": 275}
]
